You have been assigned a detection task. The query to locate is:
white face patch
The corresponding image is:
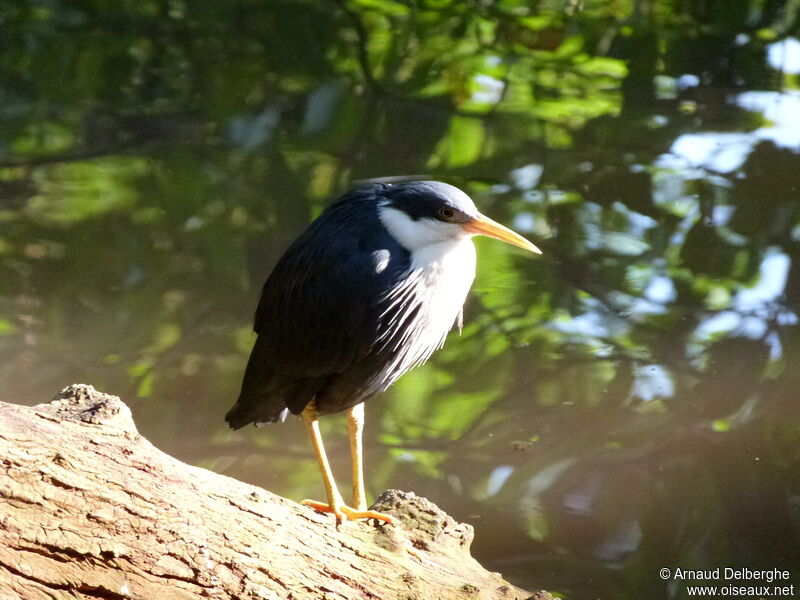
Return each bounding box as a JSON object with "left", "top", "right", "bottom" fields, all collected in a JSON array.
[{"left": 378, "top": 205, "right": 470, "bottom": 252}]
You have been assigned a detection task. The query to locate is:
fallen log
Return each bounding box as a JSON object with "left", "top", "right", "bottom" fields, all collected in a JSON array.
[{"left": 0, "top": 384, "right": 550, "bottom": 600}]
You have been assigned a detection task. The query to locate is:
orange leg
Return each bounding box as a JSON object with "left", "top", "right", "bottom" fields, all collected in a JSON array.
[
  {"left": 348, "top": 402, "right": 368, "bottom": 511},
  {"left": 300, "top": 403, "right": 393, "bottom": 524}
]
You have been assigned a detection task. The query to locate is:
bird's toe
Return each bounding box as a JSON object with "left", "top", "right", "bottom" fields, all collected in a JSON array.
[
  {"left": 301, "top": 499, "right": 394, "bottom": 524},
  {"left": 341, "top": 505, "right": 395, "bottom": 524}
]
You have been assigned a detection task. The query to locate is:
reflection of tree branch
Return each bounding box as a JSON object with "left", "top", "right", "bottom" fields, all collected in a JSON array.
[
  {"left": 333, "top": 0, "right": 385, "bottom": 94},
  {"left": 472, "top": 291, "right": 525, "bottom": 346},
  {"left": 330, "top": 0, "right": 554, "bottom": 134},
  {"left": 0, "top": 112, "right": 206, "bottom": 169},
  {"left": 769, "top": 0, "right": 800, "bottom": 37},
  {"left": 0, "top": 144, "right": 133, "bottom": 169}
]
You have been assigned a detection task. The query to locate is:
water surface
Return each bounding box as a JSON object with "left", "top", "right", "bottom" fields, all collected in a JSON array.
[{"left": 2, "top": 2, "right": 800, "bottom": 598}]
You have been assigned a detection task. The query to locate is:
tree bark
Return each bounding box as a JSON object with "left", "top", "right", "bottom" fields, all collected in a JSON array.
[{"left": 0, "top": 384, "right": 550, "bottom": 600}]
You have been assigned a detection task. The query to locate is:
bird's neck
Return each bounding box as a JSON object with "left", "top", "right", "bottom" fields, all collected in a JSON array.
[
  {"left": 409, "top": 237, "right": 475, "bottom": 272},
  {"left": 377, "top": 237, "right": 475, "bottom": 382},
  {"left": 409, "top": 237, "right": 476, "bottom": 339}
]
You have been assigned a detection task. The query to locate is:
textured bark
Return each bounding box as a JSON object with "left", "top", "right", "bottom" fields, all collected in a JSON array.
[{"left": 0, "top": 384, "right": 550, "bottom": 600}]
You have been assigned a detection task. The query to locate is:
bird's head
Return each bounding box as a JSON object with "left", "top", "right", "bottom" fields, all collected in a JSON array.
[{"left": 377, "top": 181, "right": 541, "bottom": 254}]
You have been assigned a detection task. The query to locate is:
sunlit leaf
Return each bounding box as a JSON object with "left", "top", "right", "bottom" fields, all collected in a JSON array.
[
  {"left": 136, "top": 372, "right": 155, "bottom": 398},
  {"left": 26, "top": 158, "right": 148, "bottom": 224},
  {"left": 145, "top": 323, "right": 182, "bottom": 355},
  {"left": 430, "top": 116, "right": 486, "bottom": 168},
  {"left": 0, "top": 319, "right": 16, "bottom": 336},
  {"left": 712, "top": 419, "right": 731, "bottom": 432}
]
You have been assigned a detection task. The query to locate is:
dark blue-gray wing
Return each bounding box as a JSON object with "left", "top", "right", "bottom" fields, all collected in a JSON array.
[{"left": 226, "top": 187, "right": 409, "bottom": 428}]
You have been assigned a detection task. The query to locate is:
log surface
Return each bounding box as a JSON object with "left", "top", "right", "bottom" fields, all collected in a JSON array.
[{"left": 0, "top": 384, "right": 547, "bottom": 600}]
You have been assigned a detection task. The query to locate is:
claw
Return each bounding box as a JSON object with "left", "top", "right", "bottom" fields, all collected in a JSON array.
[{"left": 302, "top": 499, "right": 394, "bottom": 524}]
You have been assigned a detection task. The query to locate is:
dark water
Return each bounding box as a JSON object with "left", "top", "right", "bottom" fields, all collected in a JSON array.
[{"left": 2, "top": 2, "right": 800, "bottom": 598}]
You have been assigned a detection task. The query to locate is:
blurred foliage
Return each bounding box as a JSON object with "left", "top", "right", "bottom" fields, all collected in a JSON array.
[{"left": 2, "top": 0, "right": 800, "bottom": 598}]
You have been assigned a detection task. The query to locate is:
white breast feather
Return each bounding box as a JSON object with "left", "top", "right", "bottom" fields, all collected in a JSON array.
[{"left": 378, "top": 237, "right": 476, "bottom": 386}]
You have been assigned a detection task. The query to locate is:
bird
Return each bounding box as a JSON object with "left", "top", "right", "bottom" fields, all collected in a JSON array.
[{"left": 226, "top": 181, "right": 540, "bottom": 524}]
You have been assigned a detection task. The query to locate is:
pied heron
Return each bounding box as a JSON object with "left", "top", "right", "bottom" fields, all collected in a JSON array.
[{"left": 226, "top": 181, "right": 540, "bottom": 523}]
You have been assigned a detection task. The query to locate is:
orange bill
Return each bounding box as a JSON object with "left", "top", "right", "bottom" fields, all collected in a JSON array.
[{"left": 463, "top": 213, "right": 542, "bottom": 254}]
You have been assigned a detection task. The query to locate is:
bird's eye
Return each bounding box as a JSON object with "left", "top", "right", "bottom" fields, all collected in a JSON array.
[{"left": 438, "top": 206, "right": 456, "bottom": 220}]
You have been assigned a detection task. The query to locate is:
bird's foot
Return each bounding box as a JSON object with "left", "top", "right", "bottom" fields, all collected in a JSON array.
[{"left": 301, "top": 499, "right": 394, "bottom": 524}]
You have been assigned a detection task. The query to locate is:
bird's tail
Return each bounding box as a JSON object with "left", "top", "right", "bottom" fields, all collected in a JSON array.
[
  {"left": 226, "top": 336, "right": 322, "bottom": 429},
  {"left": 225, "top": 399, "right": 289, "bottom": 429},
  {"left": 226, "top": 335, "right": 289, "bottom": 429}
]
